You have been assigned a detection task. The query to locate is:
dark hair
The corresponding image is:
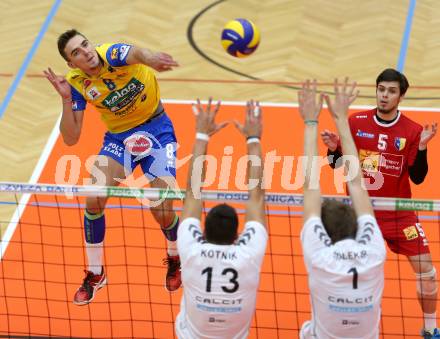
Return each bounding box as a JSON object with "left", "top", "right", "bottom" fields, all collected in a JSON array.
[
  {"left": 204, "top": 204, "right": 239, "bottom": 245},
  {"left": 321, "top": 200, "right": 357, "bottom": 244},
  {"left": 376, "top": 68, "right": 409, "bottom": 96},
  {"left": 57, "top": 29, "right": 87, "bottom": 61}
]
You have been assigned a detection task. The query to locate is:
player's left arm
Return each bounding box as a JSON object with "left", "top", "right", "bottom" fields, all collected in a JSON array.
[
  {"left": 125, "top": 45, "right": 179, "bottom": 72},
  {"left": 409, "top": 122, "right": 438, "bottom": 184},
  {"left": 297, "top": 80, "right": 324, "bottom": 221},
  {"left": 233, "top": 100, "right": 265, "bottom": 226},
  {"left": 181, "top": 98, "right": 228, "bottom": 221}
]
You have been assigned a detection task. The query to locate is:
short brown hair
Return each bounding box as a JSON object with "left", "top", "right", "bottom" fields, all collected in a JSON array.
[
  {"left": 321, "top": 199, "right": 357, "bottom": 244},
  {"left": 204, "top": 204, "right": 238, "bottom": 245},
  {"left": 57, "top": 29, "right": 86, "bottom": 61},
  {"left": 376, "top": 68, "right": 409, "bottom": 96}
]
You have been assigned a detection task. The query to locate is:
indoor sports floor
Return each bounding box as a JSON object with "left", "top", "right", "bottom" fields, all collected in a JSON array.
[{"left": 1, "top": 101, "right": 440, "bottom": 338}]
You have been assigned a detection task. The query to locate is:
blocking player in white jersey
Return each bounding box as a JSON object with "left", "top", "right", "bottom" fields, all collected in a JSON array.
[
  {"left": 175, "top": 98, "right": 267, "bottom": 339},
  {"left": 298, "top": 79, "right": 386, "bottom": 339}
]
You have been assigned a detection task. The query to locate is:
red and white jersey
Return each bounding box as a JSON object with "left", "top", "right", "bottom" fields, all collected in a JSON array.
[
  {"left": 175, "top": 217, "right": 268, "bottom": 339},
  {"left": 348, "top": 109, "right": 422, "bottom": 220},
  {"left": 301, "top": 214, "right": 386, "bottom": 339}
]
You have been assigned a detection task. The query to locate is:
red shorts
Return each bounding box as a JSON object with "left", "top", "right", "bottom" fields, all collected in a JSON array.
[{"left": 378, "top": 217, "right": 430, "bottom": 257}]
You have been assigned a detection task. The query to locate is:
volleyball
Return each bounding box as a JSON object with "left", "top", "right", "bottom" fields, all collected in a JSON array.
[{"left": 221, "top": 18, "right": 260, "bottom": 58}]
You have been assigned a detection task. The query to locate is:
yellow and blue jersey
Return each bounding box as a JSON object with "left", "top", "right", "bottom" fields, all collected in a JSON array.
[{"left": 66, "top": 43, "right": 161, "bottom": 133}]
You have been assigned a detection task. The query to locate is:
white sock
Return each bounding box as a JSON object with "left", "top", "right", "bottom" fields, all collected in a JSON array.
[
  {"left": 424, "top": 312, "right": 437, "bottom": 330},
  {"left": 86, "top": 242, "right": 104, "bottom": 275},
  {"left": 167, "top": 240, "right": 178, "bottom": 257}
]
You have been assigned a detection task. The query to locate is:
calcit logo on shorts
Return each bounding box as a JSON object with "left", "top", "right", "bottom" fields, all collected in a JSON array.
[
  {"left": 124, "top": 134, "right": 152, "bottom": 156},
  {"left": 403, "top": 226, "right": 419, "bottom": 240}
]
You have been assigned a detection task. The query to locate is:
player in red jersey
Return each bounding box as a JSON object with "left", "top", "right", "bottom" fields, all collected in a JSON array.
[{"left": 322, "top": 69, "right": 438, "bottom": 338}]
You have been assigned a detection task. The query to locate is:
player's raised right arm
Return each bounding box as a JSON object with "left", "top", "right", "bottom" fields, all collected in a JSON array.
[
  {"left": 181, "top": 98, "right": 227, "bottom": 220},
  {"left": 298, "top": 80, "right": 323, "bottom": 221},
  {"left": 234, "top": 100, "right": 265, "bottom": 227},
  {"left": 125, "top": 46, "right": 179, "bottom": 72},
  {"left": 324, "top": 78, "right": 374, "bottom": 217},
  {"left": 44, "top": 68, "right": 84, "bottom": 145}
]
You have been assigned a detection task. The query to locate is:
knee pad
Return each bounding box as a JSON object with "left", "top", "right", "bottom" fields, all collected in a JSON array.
[
  {"left": 416, "top": 267, "right": 438, "bottom": 296},
  {"left": 84, "top": 210, "right": 106, "bottom": 244}
]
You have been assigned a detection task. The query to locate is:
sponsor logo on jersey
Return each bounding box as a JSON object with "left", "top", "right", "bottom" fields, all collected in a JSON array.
[
  {"left": 102, "top": 78, "right": 145, "bottom": 112},
  {"left": 394, "top": 137, "right": 406, "bottom": 151},
  {"left": 378, "top": 152, "right": 403, "bottom": 177},
  {"left": 403, "top": 225, "right": 419, "bottom": 240},
  {"left": 208, "top": 317, "right": 225, "bottom": 323},
  {"left": 355, "top": 115, "right": 368, "bottom": 119},
  {"left": 359, "top": 149, "right": 380, "bottom": 173},
  {"left": 359, "top": 150, "right": 404, "bottom": 177},
  {"left": 83, "top": 79, "right": 91, "bottom": 88},
  {"left": 119, "top": 45, "right": 130, "bottom": 61},
  {"left": 328, "top": 295, "right": 373, "bottom": 304},
  {"left": 123, "top": 133, "right": 152, "bottom": 156},
  {"left": 87, "top": 86, "right": 101, "bottom": 100},
  {"left": 111, "top": 47, "right": 118, "bottom": 60},
  {"left": 356, "top": 130, "right": 375, "bottom": 139}
]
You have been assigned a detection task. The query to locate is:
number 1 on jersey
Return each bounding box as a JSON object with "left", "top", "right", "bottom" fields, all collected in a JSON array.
[
  {"left": 348, "top": 267, "right": 358, "bottom": 289},
  {"left": 201, "top": 267, "right": 213, "bottom": 292}
]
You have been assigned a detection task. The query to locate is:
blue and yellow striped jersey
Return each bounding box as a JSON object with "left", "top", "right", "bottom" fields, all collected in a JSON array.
[{"left": 66, "top": 43, "right": 160, "bottom": 133}]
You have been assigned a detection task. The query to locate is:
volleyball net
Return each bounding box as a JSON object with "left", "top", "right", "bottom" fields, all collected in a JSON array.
[{"left": 0, "top": 182, "right": 439, "bottom": 338}]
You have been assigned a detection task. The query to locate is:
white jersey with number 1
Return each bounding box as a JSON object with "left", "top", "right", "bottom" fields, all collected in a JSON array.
[
  {"left": 300, "top": 214, "right": 386, "bottom": 339},
  {"left": 175, "top": 217, "right": 268, "bottom": 339}
]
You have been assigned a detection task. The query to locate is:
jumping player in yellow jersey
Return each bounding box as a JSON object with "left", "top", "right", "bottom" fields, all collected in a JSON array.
[{"left": 44, "top": 29, "right": 181, "bottom": 305}]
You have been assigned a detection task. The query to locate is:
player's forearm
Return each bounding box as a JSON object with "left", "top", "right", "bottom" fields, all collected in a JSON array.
[
  {"left": 409, "top": 149, "right": 428, "bottom": 184},
  {"left": 302, "top": 123, "right": 321, "bottom": 218},
  {"left": 247, "top": 141, "right": 264, "bottom": 200},
  {"left": 335, "top": 118, "right": 373, "bottom": 215},
  {"left": 136, "top": 48, "right": 156, "bottom": 67},
  {"left": 303, "top": 125, "right": 319, "bottom": 190},
  {"left": 186, "top": 139, "right": 208, "bottom": 200},
  {"left": 59, "top": 100, "right": 81, "bottom": 145},
  {"left": 335, "top": 119, "right": 362, "bottom": 186}
]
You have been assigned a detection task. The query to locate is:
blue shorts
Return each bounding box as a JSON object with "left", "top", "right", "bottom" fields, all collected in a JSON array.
[{"left": 99, "top": 112, "right": 177, "bottom": 180}]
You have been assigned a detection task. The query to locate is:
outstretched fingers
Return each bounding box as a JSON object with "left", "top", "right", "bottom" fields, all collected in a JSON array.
[
  {"left": 206, "top": 97, "right": 212, "bottom": 114},
  {"left": 323, "top": 93, "right": 333, "bottom": 114},
  {"left": 333, "top": 78, "right": 340, "bottom": 96},
  {"left": 432, "top": 122, "right": 438, "bottom": 135},
  {"left": 211, "top": 99, "right": 221, "bottom": 117},
  {"left": 348, "top": 81, "right": 359, "bottom": 104},
  {"left": 192, "top": 98, "right": 203, "bottom": 116}
]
